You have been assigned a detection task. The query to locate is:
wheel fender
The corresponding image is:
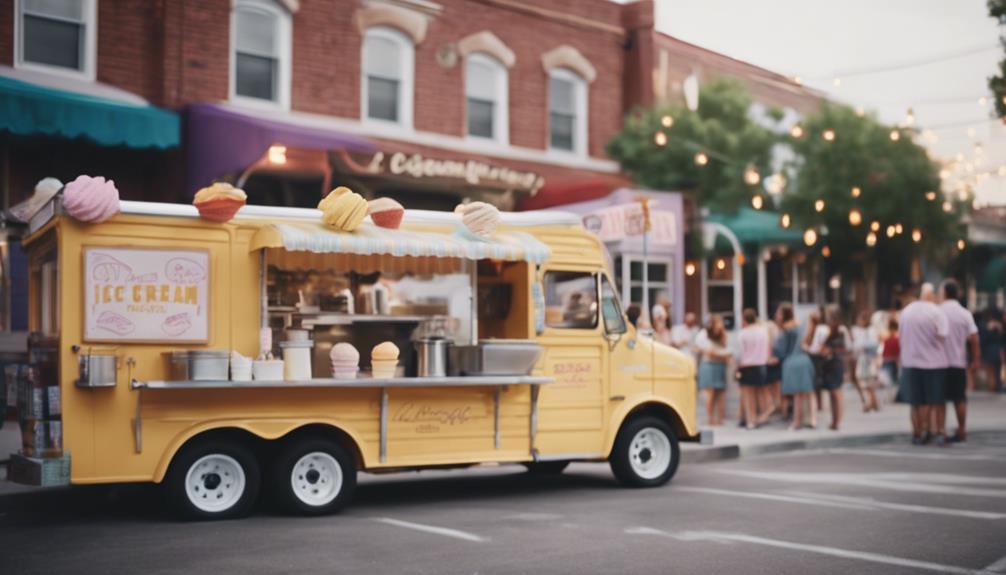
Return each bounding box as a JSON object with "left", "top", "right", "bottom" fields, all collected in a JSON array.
[
  {"left": 603, "top": 396, "right": 693, "bottom": 458},
  {"left": 152, "top": 418, "right": 368, "bottom": 483}
]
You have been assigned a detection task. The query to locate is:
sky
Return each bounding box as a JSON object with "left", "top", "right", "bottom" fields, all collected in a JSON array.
[{"left": 653, "top": 0, "right": 1006, "bottom": 206}]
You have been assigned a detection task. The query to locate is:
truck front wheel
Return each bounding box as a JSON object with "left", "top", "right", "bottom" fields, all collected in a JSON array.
[
  {"left": 273, "top": 438, "right": 356, "bottom": 516},
  {"left": 609, "top": 416, "right": 679, "bottom": 487},
  {"left": 166, "top": 440, "right": 261, "bottom": 520}
]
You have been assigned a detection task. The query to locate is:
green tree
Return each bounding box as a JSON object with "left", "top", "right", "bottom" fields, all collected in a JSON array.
[
  {"left": 988, "top": 0, "right": 1006, "bottom": 117},
  {"left": 606, "top": 78, "right": 779, "bottom": 212},
  {"left": 781, "top": 103, "right": 963, "bottom": 280}
]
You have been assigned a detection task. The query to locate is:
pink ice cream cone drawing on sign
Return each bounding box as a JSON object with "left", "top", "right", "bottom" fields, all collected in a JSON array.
[
  {"left": 162, "top": 313, "right": 193, "bottom": 336},
  {"left": 96, "top": 311, "right": 135, "bottom": 335},
  {"left": 62, "top": 175, "right": 120, "bottom": 223},
  {"left": 90, "top": 252, "right": 157, "bottom": 284},
  {"left": 165, "top": 258, "right": 207, "bottom": 284}
]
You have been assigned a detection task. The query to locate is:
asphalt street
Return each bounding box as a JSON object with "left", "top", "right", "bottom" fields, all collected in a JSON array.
[{"left": 3, "top": 434, "right": 1006, "bottom": 575}]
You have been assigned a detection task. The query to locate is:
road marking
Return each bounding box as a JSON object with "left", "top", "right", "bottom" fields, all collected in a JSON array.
[
  {"left": 868, "top": 473, "right": 1006, "bottom": 486},
  {"left": 788, "top": 491, "right": 1006, "bottom": 520},
  {"left": 983, "top": 553, "right": 1006, "bottom": 573},
  {"left": 625, "top": 527, "right": 977, "bottom": 575},
  {"left": 826, "top": 447, "right": 1003, "bottom": 462},
  {"left": 718, "top": 470, "right": 1006, "bottom": 498},
  {"left": 503, "top": 512, "right": 563, "bottom": 521},
  {"left": 373, "top": 518, "right": 487, "bottom": 543},
  {"left": 676, "top": 487, "right": 876, "bottom": 511}
]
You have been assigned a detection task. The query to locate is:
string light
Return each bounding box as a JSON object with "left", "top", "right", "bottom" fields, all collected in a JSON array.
[
  {"left": 925, "top": 191, "right": 937, "bottom": 201},
  {"left": 855, "top": 107, "right": 866, "bottom": 117},
  {"left": 870, "top": 221, "right": 880, "bottom": 232},
  {"left": 661, "top": 115, "right": 674, "bottom": 128},
  {"left": 803, "top": 228, "right": 818, "bottom": 247},
  {"left": 895, "top": 223, "right": 904, "bottom": 235},
  {"left": 822, "top": 129, "right": 836, "bottom": 142},
  {"left": 979, "top": 96, "right": 989, "bottom": 106},
  {"left": 780, "top": 213, "right": 791, "bottom": 229},
  {"left": 957, "top": 239, "right": 966, "bottom": 250},
  {"left": 765, "top": 173, "right": 786, "bottom": 195},
  {"left": 851, "top": 186, "right": 861, "bottom": 198},
  {"left": 814, "top": 199, "right": 826, "bottom": 212},
  {"left": 654, "top": 131, "right": 667, "bottom": 146},
  {"left": 744, "top": 166, "right": 761, "bottom": 186},
  {"left": 790, "top": 124, "right": 805, "bottom": 139},
  {"left": 832, "top": 77, "right": 842, "bottom": 87},
  {"left": 715, "top": 257, "right": 727, "bottom": 271},
  {"left": 822, "top": 245, "right": 831, "bottom": 257},
  {"left": 848, "top": 208, "right": 862, "bottom": 226},
  {"left": 911, "top": 228, "right": 922, "bottom": 243},
  {"left": 904, "top": 108, "right": 915, "bottom": 127},
  {"left": 751, "top": 195, "right": 764, "bottom": 210},
  {"left": 866, "top": 232, "right": 878, "bottom": 247},
  {"left": 943, "top": 201, "right": 953, "bottom": 212},
  {"left": 889, "top": 129, "right": 901, "bottom": 142},
  {"left": 793, "top": 76, "right": 803, "bottom": 85},
  {"left": 694, "top": 151, "right": 709, "bottom": 166},
  {"left": 940, "top": 169, "right": 951, "bottom": 179},
  {"left": 685, "top": 262, "right": 696, "bottom": 276},
  {"left": 886, "top": 225, "right": 896, "bottom": 238}
]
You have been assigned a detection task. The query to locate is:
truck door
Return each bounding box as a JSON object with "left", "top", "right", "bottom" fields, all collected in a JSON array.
[{"left": 534, "top": 269, "right": 606, "bottom": 458}]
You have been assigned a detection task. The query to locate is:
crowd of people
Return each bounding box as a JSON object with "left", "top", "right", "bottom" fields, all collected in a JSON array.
[{"left": 634, "top": 279, "right": 996, "bottom": 444}]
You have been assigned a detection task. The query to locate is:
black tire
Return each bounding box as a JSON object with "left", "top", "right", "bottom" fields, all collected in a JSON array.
[
  {"left": 609, "top": 416, "right": 680, "bottom": 487},
  {"left": 165, "top": 440, "right": 261, "bottom": 520},
  {"left": 523, "top": 461, "right": 571, "bottom": 475},
  {"left": 272, "top": 437, "right": 357, "bottom": 516}
]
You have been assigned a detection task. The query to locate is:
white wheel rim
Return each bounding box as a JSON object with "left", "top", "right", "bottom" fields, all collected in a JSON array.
[
  {"left": 629, "top": 427, "right": 672, "bottom": 480},
  {"left": 184, "top": 454, "right": 246, "bottom": 513},
  {"left": 291, "top": 451, "right": 343, "bottom": 507}
]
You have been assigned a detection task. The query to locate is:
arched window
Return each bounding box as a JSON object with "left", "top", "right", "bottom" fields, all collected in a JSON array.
[
  {"left": 362, "top": 26, "right": 414, "bottom": 127},
  {"left": 548, "top": 68, "right": 587, "bottom": 155},
  {"left": 230, "top": 0, "right": 291, "bottom": 108},
  {"left": 465, "top": 53, "right": 508, "bottom": 144}
]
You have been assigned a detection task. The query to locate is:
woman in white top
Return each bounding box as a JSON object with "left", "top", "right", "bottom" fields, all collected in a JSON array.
[
  {"left": 851, "top": 309, "right": 881, "bottom": 412},
  {"left": 809, "top": 305, "right": 853, "bottom": 430}
]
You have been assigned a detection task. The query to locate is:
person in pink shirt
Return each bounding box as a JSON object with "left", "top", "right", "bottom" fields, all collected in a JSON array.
[
  {"left": 899, "top": 283, "right": 950, "bottom": 445},
  {"left": 938, "top": 279, "right": 980, "bottom": 442},
  {"left": 738, "top": 308, "right": 771, "bottom": 430}
]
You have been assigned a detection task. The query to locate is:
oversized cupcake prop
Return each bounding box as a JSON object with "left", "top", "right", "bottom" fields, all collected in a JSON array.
[
  {"left": 367, "top": 197, "right": 404, "bottom": 229},
  {"left": 454, "top": 201, "right": 500, "bottom": 239},
  {"left": 63, "top": 175, "right": 120, "bottom": 223},
  {"left": 194, "top": 182, "right": 247, "bottom": 222},
  {"left": 319, "top": 186, "right": 367, "bottom": 232}
]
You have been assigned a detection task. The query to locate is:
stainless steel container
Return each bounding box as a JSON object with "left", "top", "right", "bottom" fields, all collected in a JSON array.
[
  {"left": 166, "top": 350, "right": 230, "bottom": 381},
  {"left": 414, "top": 338, "right": 450, "bottom": 377},
  {"left": 75, "top": 353, "right": 117, "bottom": 388},
  {"left": 449, "top": 340, "right": 543, "bottom": 376}
]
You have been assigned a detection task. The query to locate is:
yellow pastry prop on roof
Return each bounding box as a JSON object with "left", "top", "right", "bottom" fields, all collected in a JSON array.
[
  {"left": 319, "top": 186, "right": 367, "bottom": 232},
  {"left": 193, "top": 182, "right": 247, "bottom": 222}
]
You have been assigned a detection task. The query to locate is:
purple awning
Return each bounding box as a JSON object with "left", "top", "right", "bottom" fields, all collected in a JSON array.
[{"left": 185, "top": 102, "right": 376, "bottom": 196}]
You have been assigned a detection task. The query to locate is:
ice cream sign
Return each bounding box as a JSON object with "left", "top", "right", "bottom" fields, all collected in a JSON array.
[{"left": 83, "top": 247, "right": 209, "bottom": 343}]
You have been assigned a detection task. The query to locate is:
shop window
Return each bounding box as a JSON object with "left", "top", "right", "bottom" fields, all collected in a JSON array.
[
  {"left": 231, "top": 0, "right": 291, "bottom": 108},
  {"left": 543, "top": 271, "right": 597, "bottom": 329},
  {"left": 600, "top": 276, "right": 626, "bottom": 335},
  {"left": 615, "top": 256, "right": 672, "bottom": 314},
  {"left": 16, "top": 0, "right": 96, "bottom": 78},
  {"left": 465, "top": 53, "right": 508, "bottom": 143},
  {"left": 362, "top": 26, "right": 414, "bottom": 126},
  {"left": 548, "top": 68, "right": 587, "bottom": 155}
]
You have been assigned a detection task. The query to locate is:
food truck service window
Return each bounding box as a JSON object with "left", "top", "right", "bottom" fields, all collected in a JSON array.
[{"left": 543, "top": 271, "right": 597, "bottom": 330}]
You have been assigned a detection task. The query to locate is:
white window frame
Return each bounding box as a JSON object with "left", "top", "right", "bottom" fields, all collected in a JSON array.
[
  {"left": 618, "top": 256, "right": 672, "bottom": 311},
  {"left": 229, "top": 0, "right": 292, "bottom": 111},
  {"left": 547, "top": 67, "right": 588, "bottom": 157},
  {"left": 361, "top": 26, "right": 414, "bottom": 129},
  {"left": 14, "top": 0, "right": 97, "bottom": 81},
  {"left": 464, "top": 53, "right": 508, "bottom": 145}
]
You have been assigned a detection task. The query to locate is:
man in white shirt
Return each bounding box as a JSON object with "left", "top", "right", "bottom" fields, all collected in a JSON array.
[
  {"left": 671, "top": 312, "right": 700, "bottom": 358},
  {"left": 899, "top": 283, "right": 950, "bottom": 445},
  {"left": 939, "top": 279, "right": 980, "bottom": 442}
]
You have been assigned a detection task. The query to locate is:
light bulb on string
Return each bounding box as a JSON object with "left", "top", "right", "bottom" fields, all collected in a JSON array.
[
  {"left": 765, "top": 173, "right": 786, "bottom": 195},
  {"left": 654, "top": 131, "right": 667, "bottom": 146},
  {"left": 715, "top": 257, "right": 727, "bottom": 271},
  {"left": 925, "top": 191, "right": 937, "bottom": 201},
  {"left": 751, "top": 195, "right": 764, "bottom": 210},
  {"left": 790, "top": 124, "right": 804, "bottom": 139},
  {"left": 793, "top": 76, "right": 803, "bottom": 86},
  {"left": 780, "top": 213, "right": 791, "bottom": 229},
  {"left": 744, "top": 166, "right": 761, "bottom": 186},
  {"left": 685, "top": 262, "right": 696, "bottom": 276},
  {"left": 803, "top": 228, "right": 818, "bottom": 247},
  {"left": 848, "top": 208, "right": 862, "bottom": 226},
  {"left": 661, "top": 115, "right": 674, "bottom": 128},
  {"left": 855, "top": 107, "right": 866, "bottom": 117},
  {"left": 832, "top": 77, "right": 842, "bottom": 88},
  {"left": 980, "top": 96, "right": 989, "bottom": 106},
  {"left": 889, "top": 129, "right": 901, "bottom": 142},
  {"left": 904, "top": 108, "right": 915, "bottom": 127},
  {"left": 911, "top": 228, "right": 922, "bottom": 243},
  {"left": 940, "top": 168, "right": 951, "bottom": 179},
  {"left": 694, "top": 151, "right": 709, "bottom": 166},
  {"left": 866, "top": 232, "right": 877, "bottom": 247},
  {"left": 943, "top": 201, "right": 953, "bottom": 213},
  {"left": 851, "top": 186, "right": 861, "bottom": 198},
  {"left": 886, "top": 225, "right": 896, "bottom": 238},
  {"left": 895, "top": 223, "right": 903, "bottom": 235},
  {"left": 870, "top": 221, "right": 880, "bottom": 232},
  {"left": 822, "top": 129, "right": 836, "bottom": 142},
  {"left": 957, "top": 239, "right": 966, "bottom": 251},
  {"left": 822, "top": 245, "right": 831, "bottom": 257},
  {"left": 814, "top": 199, "right": 825, "bottom": 212}
]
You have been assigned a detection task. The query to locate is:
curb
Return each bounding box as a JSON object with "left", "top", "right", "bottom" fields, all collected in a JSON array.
[{"left": 682, "top": 427, "right": 1005, "bottom": 464}]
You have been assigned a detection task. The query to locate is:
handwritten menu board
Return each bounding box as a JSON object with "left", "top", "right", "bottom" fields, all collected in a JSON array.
[{"left": 83, "top": 247, "right": 209, "bottom": 343}]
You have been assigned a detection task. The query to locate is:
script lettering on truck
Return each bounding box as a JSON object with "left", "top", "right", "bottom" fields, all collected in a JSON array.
[{"left": 83, "top": 247, "right": 210, "bottom": 343}]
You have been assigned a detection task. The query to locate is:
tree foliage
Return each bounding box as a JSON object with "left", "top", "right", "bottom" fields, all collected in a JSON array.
[
  {"left": 989, "top": 0, "right": 1006, "bottom": 117},
  {"left": 606, "top": 78, "right": 778, "bottom": 212}
]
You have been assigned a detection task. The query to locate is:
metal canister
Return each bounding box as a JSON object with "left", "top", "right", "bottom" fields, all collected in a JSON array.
[{"left": 414, "top": 338, "right": 450, "bottom": 377}]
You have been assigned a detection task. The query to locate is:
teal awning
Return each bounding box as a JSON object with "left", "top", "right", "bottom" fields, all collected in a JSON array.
[
  {"left": 0, "top": 76, "right": 178, "bottom": 148},
  {"left": 978, "top": 257, "right": 1006, "bottom": 292},
  {"left": 706, "top": 207, "right": 803, "bottom": 246}
]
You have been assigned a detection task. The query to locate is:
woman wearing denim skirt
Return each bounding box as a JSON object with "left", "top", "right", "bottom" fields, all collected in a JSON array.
[{"left": 696, "top": 314, "right": 731, "bottom": 426}]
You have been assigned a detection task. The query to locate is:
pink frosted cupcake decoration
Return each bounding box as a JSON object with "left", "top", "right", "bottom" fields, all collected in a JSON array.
[{"left": 63, "top": 175, "right": 120, "bottom": 223}]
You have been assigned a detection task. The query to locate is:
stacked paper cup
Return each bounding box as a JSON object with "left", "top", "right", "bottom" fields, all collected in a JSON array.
[{"left": 231, "top": 351, "right": 253, "bottom": 381}]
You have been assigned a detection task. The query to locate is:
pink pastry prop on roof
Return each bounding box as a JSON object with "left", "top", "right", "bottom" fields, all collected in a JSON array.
[
  {"left": 62, "top": 175, "right": 120, "bottom": 223},
  {"left": 454, "top": 201, "right": 500, "bottom": 239},
  {"left": 367, "top": 197, "right": 404, "bottom": 229},
  {"left": 193, "top": 182, "right": 247, "bottom": 223}
]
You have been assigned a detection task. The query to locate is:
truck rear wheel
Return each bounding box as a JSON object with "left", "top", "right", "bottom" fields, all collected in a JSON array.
[
  {"left": 609, "top": 416, "right": 679, "bottom": 487},
  {"left": 273, "top": 437, "right": 356, "bottom": 516},
  {"left": 166, "top": 440, "right": 261, "bottom": 520}
]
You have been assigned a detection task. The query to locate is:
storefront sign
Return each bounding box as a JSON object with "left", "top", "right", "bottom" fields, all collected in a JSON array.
[
  {"left": 582, "top": 203, "right": 677, "bottom": 244},
  {"left": 83, "top": 248, "right": 209, "bottom": 343},
  {"left": 358, "top": 151, "right": 545, "bottom": 193}
]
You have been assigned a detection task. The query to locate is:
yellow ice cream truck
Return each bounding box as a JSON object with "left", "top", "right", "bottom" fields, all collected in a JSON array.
[{"left": 12, "top": 197, "right": 700, "bottom": 519}]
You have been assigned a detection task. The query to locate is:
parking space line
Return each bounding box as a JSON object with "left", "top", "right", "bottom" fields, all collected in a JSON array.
[
  {"left": 826, "top": 448, "right": 1003, "bottom": 462},
  {"left": 373, "top": 518, "right": 488, "bottom": 542},
  {"left": 625, "top": 527, "right": 977, "bottom": 575},
  {"left": 788, "top": 491, "right": 1006, "bottom": 520},
  {"left": 676, "top": 487, "right": 876, "bottom": 511},
  {"left": 718, "top": 470, "right": 1006, "bottom": 498}
]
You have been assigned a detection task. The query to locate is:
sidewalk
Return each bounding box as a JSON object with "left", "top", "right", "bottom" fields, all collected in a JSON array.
[{"left": 683, "top": 388, "right": 1006, "bottom": 463}]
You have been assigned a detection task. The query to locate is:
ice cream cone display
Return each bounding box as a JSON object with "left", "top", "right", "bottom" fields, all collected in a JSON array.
[
  {"left": 367, "top": 197, "right": 405, "bottom": 229},
  {"left": 454, "top": 201, "right": 500, "bottom": 239},
  {"left": 319, "top": 186, "right": 367, "bottom": 232},
  {"left": 330, "top": 342, "right": 360, "bottom": 378},
  {"left": 370, "top": 341, "right": 399, "bottom": 378},
  {"left": 193, "top": 182, "right": 247, "bottom": 222},
  {"left": 62, "top": 175, "right": 120, "bottom": 223}
]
